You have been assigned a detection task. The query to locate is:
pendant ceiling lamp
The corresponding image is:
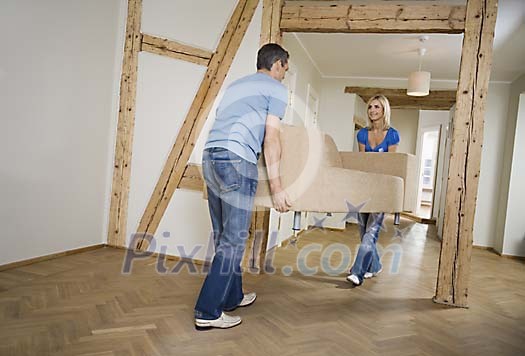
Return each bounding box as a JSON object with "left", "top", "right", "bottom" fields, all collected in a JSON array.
[{"left": 407, "top": 36, "right": 431, "bottom": 97}]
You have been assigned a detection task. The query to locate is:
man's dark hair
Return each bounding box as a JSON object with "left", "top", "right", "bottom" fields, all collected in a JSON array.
[{"left": 257, "top": 43, "right": 289, "bottom": 71}]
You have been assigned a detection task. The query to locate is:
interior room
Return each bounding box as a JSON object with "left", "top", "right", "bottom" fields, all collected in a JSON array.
[{"left": 1, "top": 0, "right": 524, "bottom": 355}]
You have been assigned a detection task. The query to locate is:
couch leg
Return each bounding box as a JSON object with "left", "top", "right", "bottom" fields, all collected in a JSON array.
[
  {"left": 290, "top": 211, "right": 301, "bottom": 243},
  {"left": 394, "top": 213, "right": 400, "bottom": 225}
]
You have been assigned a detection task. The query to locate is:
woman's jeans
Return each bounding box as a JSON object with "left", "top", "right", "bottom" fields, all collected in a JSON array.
[
  {"left": 350, "top": 212, "right": 384, "bottom": 281},
  {"left": 194, "top": 148, "right": 258, "bottom": 320}
]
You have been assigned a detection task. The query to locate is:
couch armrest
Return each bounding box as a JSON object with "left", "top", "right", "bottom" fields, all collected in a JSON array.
[{"left": 339, "top": 152, "right": 417, "bottom": 212}]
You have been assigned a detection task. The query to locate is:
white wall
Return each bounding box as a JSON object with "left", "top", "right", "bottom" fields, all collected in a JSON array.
[
  {"left": 496, "top": 74, "right": 525, "bottom": 256},
  {"left": 473, "top": 83, "right": 511, "bottom": 249},
  {"left": 318, "top": 79, "right": 357, "bottom": 151},
  {"left": 282, "top": 34, "right": 322, "bottom": 127},
  {"left": 390, "top": 109, "right": 418, "bottom": 154},
  {"left": 495, "top": 74, "right": 525, "bottom": 254},
  {"left": 503, "top": 94, "right": 525, "bottom": 256},
  {"left": 0, "top": 0, "right": 122, "bottom": 265}
]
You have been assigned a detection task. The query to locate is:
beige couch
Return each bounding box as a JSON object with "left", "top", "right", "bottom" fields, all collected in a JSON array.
[{"left": 254, "top": 125, "right": 416, "bottom": 213}]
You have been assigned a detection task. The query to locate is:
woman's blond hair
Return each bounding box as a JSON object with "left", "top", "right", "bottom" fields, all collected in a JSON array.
[{"left": 366, "top": 94, "right": 391, "bottom": 130}]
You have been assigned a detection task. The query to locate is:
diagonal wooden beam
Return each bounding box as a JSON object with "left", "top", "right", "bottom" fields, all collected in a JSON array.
[
  {"left": 344, "top": 87, "right": 457, "bottom": 110},
  {"left": 280, "top": 1, "right": 466, "bottom": 34},
  {"left": 434, "top": 0, "right": 498, "bottom": 308},
  {"left": 107, "top": 0, "right": 143, "bottom": 247},
  {"left": 135, "top": 0, "right": 260, "bottom": 250},
  {"left": 141, "top": 34, "right": 213, "bottom": 66}
]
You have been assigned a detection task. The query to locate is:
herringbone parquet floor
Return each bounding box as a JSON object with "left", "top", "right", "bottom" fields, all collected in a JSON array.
[{"left": 1, "top": 217, "right": 524, "bottom": 356}]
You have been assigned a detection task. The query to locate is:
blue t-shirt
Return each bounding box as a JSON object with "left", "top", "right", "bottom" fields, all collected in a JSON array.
[
  {"left": 205, "top": 72, "right": 288, "bottom": 163},
  {"left": 357, "top": 127, "right": 400, "bottom": 152}
]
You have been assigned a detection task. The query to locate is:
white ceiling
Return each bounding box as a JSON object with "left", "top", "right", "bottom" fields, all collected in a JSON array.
[{"left": 287, "top": 0, "right": 525, "bottom": 82}]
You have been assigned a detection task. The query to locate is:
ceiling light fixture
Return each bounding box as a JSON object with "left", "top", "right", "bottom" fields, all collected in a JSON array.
[{"left": 407, "top": 36, "right": 431, "bottom": 97}]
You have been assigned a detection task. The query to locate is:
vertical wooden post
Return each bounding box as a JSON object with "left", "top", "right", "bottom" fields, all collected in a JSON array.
[
  {"left": 270, "top": 0, "right": 284, "bottom": 44},
  {"left": 243, "top": 208, "right": 272, "bottom": 272},
  {"left": 107, "top": 0, "right": 142, "bottom": 247},
  {"left": 260, "top": 0, "right": 284, "bottom": 45},
  {"left": 434, "top": 0, "right": 498, "bottom": 308},
  {"left": 243, "top": 0, "right": 284, "bottom": 273}
]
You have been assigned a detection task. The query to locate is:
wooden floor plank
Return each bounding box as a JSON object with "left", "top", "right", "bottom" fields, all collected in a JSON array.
[{"left": 0, "top": 217, "right": 523, "bottom": 355}]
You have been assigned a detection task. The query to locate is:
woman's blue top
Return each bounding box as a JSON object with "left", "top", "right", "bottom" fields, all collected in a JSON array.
[{"left": 357, "top": 127, "right": 400, "bottom": 152}]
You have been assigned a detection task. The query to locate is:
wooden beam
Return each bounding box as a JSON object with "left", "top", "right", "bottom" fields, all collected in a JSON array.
[
  {"left": 107, "top": 0, "right": 143, "bottom": 247},
  {"left": 434, "top": 0, "right": 498, "bottom": 308},
  {"left": 271, "top": 0, "right": 284, "bottom": 43},
  {"left": 260, "top": 0, "right": 273, "bottom": 45},
  {"left": 243, "top": 0, "right": 282, "bottom": 274},
  {"left": 141, "top": 34, "right": 212, "bottom": 66},
  {"left": 260, "top": 0, "right": 284, "bottom": 45},
  {"left": 243, "top": 208, "right": 272, "bottom": 272},
  {"left": 344, "top": 87, "right": 457, "bottom": 110},
  {"left": 280, "top": 1, "right": 466, "bottom": 34},
  {"left": 178, "top": 164, "right": 204, "bottom": 191},
  {"left": 135, "top": 0, "right": 260, "bottom": 250}
]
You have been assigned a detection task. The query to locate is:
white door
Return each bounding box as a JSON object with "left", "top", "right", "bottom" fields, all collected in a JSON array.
[
  {"left": 415, "top": 127, "right": 440, "bottom": 217},
  {"left": 305, "top": 84, "right": 319, "bottom": 128}
]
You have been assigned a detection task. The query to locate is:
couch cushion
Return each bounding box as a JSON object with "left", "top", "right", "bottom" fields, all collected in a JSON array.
[
  {"left": 324, "top": 134, "right": 343, "bottom": 168},
  {"left": 339, "top": 152, "right": 417, "bottom": 212},
  {"left": 286, "top": 167, "right": 404, "bottom": 213}
]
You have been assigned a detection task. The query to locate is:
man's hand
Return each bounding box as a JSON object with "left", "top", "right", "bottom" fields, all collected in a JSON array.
[{"left": 271, "top": 187, "right": 292, "bottom": 213}]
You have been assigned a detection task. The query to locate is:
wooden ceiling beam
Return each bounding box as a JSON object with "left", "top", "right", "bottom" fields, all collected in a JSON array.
[
  {"left": 344, "top": 86, "right": 456, "bottom": 110},
  {"left": 141, "top": 34, "right": 213, "bottom": 66},
  {"left": 280, "top": 1, "right": 466, "bottom": 34}
]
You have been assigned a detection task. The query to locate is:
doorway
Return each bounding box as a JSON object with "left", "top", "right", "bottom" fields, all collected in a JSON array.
[{"left": 416, "top": 127, "right": 440, "bottom": 219}]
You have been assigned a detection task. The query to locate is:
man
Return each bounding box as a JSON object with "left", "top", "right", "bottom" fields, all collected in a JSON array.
[{"left": 194, "top": 43, "right": 292, "bottom": 330}]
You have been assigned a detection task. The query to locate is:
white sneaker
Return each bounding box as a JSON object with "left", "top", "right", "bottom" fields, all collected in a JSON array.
[
  {"left": 224, "top": 292, "right": 257, "bottom": 311},
  {"left": 346, "top": 274, "right": 362, "bottom": 286},
  {"left": 364, "top": 268, "right": 383, "bottom": 279},
  {"left": 239, "top": 292, "right": 257, "bottom": 307},
  {"left": 195, "top": 312, "right": 242, "bottom": 330}
]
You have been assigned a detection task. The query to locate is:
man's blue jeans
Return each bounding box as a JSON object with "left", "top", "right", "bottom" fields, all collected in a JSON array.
[
  {"left": 194, "top": 148, "right": 258, "bottom": 320},
  {"left": 350, "top": 212, "right": 384, "bottom": 281}
]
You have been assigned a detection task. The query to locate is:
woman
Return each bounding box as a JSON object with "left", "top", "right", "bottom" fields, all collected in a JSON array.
[{"left": 347, "top": 94, "right": 399, "bottom": 286}]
